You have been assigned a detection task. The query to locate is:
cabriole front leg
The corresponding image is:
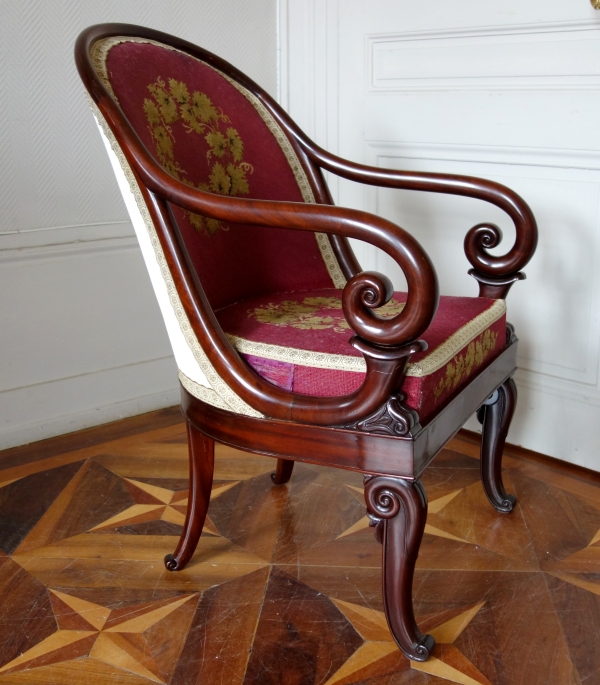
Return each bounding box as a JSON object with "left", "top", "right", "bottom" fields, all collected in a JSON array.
[
  {"left": 364, "top": 476, "right": 434, "bottom": 662},
  {"left": 477, "top": 377, "right": 517, "bottom": 513},
  {"left": 164, "top": 422, "right": 214, "bottom": 571}
]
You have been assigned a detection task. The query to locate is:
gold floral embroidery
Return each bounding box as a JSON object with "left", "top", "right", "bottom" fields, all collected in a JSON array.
[
  {"left": 143, "top": 76, "right": 253, "bottom": 236},
  {"left": 434, "top": 328, "right": 498, "bottom": 400},
  {"left": 248, "top": 296, "right": 405, "bottom": 333},
  {"left": 227, "top": 128, "right": 244, "bottom": 162}
]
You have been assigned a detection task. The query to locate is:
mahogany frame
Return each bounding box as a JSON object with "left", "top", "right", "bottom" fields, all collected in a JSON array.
[{"left": 75, "top": 24, "right": 538, "bottom": 663}]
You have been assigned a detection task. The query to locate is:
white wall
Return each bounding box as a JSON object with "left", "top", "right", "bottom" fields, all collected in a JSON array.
[
  {"left": 0, "top": 0, "right": 277, "bottom": 449},
  {"left": 280, "top": 0, "right": 600, "bottom": 472}
]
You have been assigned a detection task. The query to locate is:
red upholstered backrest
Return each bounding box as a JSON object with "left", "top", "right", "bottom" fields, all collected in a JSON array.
[{"left": 103, "top": 40, "right": 337, "bottom": 310}]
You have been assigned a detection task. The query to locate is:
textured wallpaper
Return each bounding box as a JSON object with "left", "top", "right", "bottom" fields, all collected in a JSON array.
[{"left": 0, "top": 0, "right": 277, "bottom": 236}]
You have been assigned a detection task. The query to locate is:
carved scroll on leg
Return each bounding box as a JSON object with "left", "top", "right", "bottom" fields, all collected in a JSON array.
[
  {"left": 478, "top": 377, "right": 517, "bottom": 513},
  {"left": 165, "top": 422, "right": 214, "bottom": 571},
  {"left": 364, "top": 476, "right": 434, "bottom": 662}
]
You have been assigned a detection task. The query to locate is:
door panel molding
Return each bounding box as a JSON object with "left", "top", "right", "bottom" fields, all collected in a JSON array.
[{"left": 369, "top": 20, "right": 600, "bottom": 91}]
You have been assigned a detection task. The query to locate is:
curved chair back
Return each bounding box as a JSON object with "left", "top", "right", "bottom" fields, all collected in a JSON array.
[{"left": 76, "top": 24, "right": 354, "bottom": 415}]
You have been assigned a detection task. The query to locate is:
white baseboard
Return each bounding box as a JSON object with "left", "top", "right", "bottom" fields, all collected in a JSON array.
[{"left": 0, "top": 356, "right": 180, "bottom": 451}]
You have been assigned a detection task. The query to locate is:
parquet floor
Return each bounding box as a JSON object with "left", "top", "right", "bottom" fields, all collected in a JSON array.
[{"left": 0, "top": 408, "right": 598, "bottom": 685}]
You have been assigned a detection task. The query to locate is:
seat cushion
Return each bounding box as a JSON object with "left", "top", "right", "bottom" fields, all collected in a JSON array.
[{"left": 216, "top": 289, "right": 507, "bottom": 421}]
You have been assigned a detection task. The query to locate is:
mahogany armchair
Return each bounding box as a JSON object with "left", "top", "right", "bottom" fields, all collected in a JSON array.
[{"left": 75, "top": 24, "right": 537, "bottom": 663}]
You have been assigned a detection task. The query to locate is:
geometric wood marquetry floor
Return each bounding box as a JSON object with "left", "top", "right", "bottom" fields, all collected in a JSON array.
[{"left": 0, "top": 407, "right": 599, "bottom": 685}]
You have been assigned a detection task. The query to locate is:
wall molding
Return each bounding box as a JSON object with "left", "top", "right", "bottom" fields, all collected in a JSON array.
[
  {"left": 370, "top": 18, "right": 600, "bottom": 42},
  {"left": 514, "top": 367, "right": 600, "bottom": 407},
  {"left": 0, "top": 355, "right": 179, "bottom": 451},
  {"left": 0, "top": 216, "right": 177, "bottom": 450},
  {"left": 0, "top": 221, "right": 137, "bottom": 265},
  {"left": 0, "top": 354, "right": 175, "bottom": 397},
  {"left": 364, "top": 141, "right": 600, "bottom": 170},
  {"left": 368, "top": 19, "right": 600, "bottom": 92},
  {"left": 0, "top": 236, "right": 139, "bottom": 266},
  {"left": 0, "top": 221, "right": 134, "bottom": 256},
  {"left": 278, "top": 0, "right": 340, "bottom": 199}
]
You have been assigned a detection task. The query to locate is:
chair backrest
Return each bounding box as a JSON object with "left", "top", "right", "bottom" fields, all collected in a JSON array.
[{"left": 91, "top": 35, "right": 346, "bottom": 311}]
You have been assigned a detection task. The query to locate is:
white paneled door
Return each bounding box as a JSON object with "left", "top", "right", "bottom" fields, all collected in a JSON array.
[{"left": 281, "top": 0, "right": 600, "bottom": 470}]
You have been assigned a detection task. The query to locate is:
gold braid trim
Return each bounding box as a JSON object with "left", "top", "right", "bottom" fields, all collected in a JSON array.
[
  {"left": 90, "top": 36, "right": 346, "bottom": 289},
  {"left": 410, "top": 299, "right": 506, "bottom": 377},
  {"left": 227, "top": 299, "right": 506, "bottom": 378},
  {"left": 227, "top": 334, "right": 367, "bottom": 372},
  {"left": 178, "top": 371, "right": 234, "bottom": 410},
  {"left": 88, "top": 95, "right": 262, "bottom": 418}
]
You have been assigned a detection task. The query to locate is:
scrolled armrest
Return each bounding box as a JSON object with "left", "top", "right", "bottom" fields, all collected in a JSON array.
[
  {"left": 342, "top": 270, "right": 436, "bottom": 348},
  {"left": 323, "top": 152, "right": 537, "bottom": 282},
  {"left": 170, "top": 194, "right": 438, "bottom": 348},
  {"left": 165, "top": 179, "right": 438, "bottom": 348},
  {"left": 273, "top": 127, "right": 537, "bottom": 288}
]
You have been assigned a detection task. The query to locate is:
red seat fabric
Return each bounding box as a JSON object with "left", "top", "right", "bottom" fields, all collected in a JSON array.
[{"left": 216, "top": 290, "right": 507, "bottom": 421}]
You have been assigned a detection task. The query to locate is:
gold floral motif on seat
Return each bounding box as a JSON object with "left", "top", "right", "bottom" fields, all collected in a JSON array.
[
  {"left": 434, "top": 328, "right": 498, "bottom": 399},
  {"left": 143, "top": 76, "right": 253, "bottom": 235},
  {"left": 248, "top": 296, "right": 405, "bottom": 333}
]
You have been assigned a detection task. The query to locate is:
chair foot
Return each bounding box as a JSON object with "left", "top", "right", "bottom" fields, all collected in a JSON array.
[
  {"left": 164, "top": 553, "right": 182, "bottom": 571},
  {"left": 271, "top": 458, "right": 294, "bottom": 485},
  {"left": 478, "top": 377, "right": 517, "bottom": 513},
  {"left": 365, "top": 476, "right": 434, "bottom": 662},
  {"left": 164, "top": 422, "right": 214, "bottom": 572}
]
